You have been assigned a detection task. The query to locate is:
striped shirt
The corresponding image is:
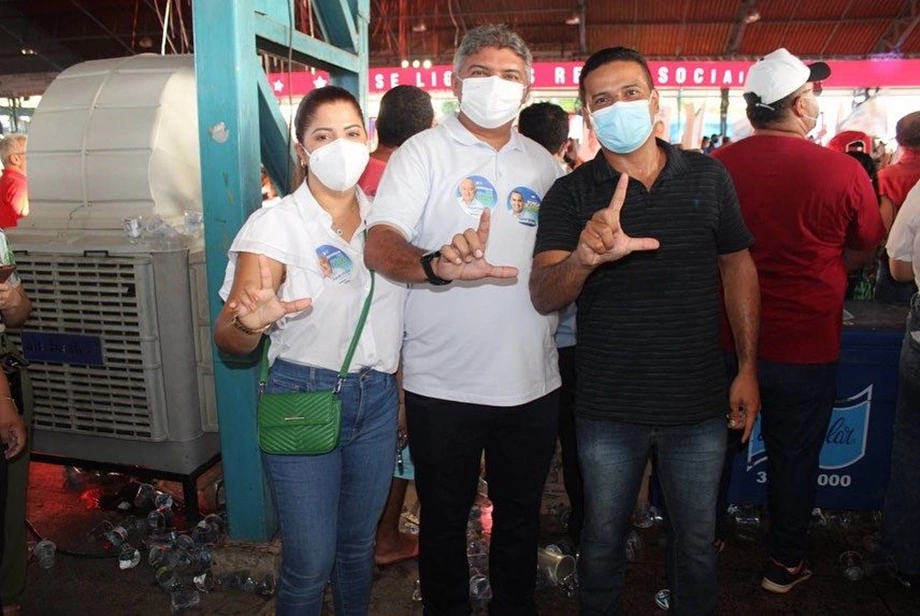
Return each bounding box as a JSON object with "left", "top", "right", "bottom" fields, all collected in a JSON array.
[{"left": 534, "top": 141, "right": 753, "bottom": 425}]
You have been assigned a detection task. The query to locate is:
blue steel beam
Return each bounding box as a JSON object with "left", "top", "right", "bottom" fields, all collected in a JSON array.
[
  {"left": 193, "top": 0, "right": 274, "bottom": 541},
  {"left": 195, "top": 0, "right": 367, "bottom": 541},
  {"left": 257, "top": 71, "right": 296, "bottom": 196}
]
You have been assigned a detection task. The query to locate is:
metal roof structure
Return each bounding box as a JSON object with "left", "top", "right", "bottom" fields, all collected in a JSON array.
[{"left": 0, "top": 0, "right": 918, "bottom": 96}]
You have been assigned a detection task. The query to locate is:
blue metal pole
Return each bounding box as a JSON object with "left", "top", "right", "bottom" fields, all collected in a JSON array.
[{"left": 193, "top": 0, "right": 274, "bottom": 541}]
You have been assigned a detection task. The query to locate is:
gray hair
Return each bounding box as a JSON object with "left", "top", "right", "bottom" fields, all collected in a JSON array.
[
  {"left": 0, "top": 133, "right": 26, "bottom": 166},
  {"left": 453, "top": 24, "right": 533, "bottom": 83}
]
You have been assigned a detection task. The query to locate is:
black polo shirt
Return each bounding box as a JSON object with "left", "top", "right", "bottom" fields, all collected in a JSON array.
[{"left": 534, "top": 140, "right": 753, "bottom": 425}]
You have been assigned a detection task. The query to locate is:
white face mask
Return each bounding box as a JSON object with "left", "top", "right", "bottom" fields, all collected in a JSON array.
[
  {"left": 458, "top": 75, "right": 525, "bottom": 129},
  {"left": 305, "top": 138, "right": 369, "bottom": 192}
]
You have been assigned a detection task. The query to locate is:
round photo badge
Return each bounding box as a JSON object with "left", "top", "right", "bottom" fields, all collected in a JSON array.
[
  {"left": 507, "top": 186, "right": 541, "bottom": 227},
  {"left": 455, "top": 175, "right": 497, "bottom": 217},
  {"left": 316, "top": 245, "right": 354, "bottom": 284}
]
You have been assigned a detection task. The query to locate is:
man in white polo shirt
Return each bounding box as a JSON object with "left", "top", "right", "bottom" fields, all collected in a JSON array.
[{"left": 365, "top": 24, "right": 563, "bottom": 616}]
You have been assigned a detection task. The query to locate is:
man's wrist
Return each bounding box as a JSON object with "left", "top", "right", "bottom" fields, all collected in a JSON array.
[{"left": 420, "top": 250, "right": 452, "bottom": 285}]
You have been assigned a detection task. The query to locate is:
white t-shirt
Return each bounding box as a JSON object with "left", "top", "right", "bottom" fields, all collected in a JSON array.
[
  {"left": 367, "top": 115, "right": 563, "bottom": 406},
  {"left": 219, "top": 182, "right": 405, "bottom": 374},
  {"left": 887, "top": 179, "right": 920, "bottom": 288}
]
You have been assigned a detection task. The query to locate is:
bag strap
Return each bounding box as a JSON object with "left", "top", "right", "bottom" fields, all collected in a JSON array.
[{"left": 258, "top": 270, "right": 376, "bottom": 394}]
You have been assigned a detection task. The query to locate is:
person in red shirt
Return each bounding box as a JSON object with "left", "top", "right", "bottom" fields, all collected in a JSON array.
[
  {"left": 358, "top": 85, "right": 434, "bottom": 198},
  {"left": 0, "top": 134, "right": 29, "bottom": 229},
  {"left": 713, "top": 48, "right": 885, "bottom": 595},
  {"left": 875, "top": 112, "right": 920, "bottom": 303}
]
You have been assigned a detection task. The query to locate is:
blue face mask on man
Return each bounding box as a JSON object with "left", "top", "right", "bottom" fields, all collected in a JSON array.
[{"left": 590, "top": 98, "right": 654, "bottom": 154}]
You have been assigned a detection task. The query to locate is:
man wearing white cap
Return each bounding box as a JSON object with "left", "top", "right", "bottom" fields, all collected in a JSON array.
[{"left": 713, "top": 49, "right": 885, "bottom": 593}]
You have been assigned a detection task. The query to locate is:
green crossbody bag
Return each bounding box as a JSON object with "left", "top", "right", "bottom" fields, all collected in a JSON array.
[{"left": 257, "top": 271, "right": 375, "bottom": 455}]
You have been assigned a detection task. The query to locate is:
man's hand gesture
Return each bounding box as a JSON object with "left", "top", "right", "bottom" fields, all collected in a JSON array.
[
  {"left": 575, "top": 173, "right": 660, "bottom": 267},
  {"left": 435, "top": 208, "right": 518, "bottom": 281}
]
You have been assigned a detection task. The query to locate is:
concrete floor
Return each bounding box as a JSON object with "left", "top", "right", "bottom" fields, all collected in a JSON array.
[{"left": 17, "top": 462, "right": 920, "bottom": 615}]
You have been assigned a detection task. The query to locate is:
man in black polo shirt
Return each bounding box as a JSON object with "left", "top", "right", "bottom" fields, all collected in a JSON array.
[{"left": 530, "top": 47, "right": 761, "bottom": 615}]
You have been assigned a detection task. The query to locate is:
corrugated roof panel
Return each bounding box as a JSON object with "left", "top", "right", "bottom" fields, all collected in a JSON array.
[
  {"left": 822, "top": 22, "right": 890, "bottom": 56},
  {"left": 901, "top": 23, "right": 920, "bottom": 55},
  {"left": 678, "top": 23, "right": 734, "bottom": 57},
  {"left": 635, "top": 24, "right": 686, "bottom": 56},
  {"left": 637, "top": 1, "right": 693, "bottom": 23},
  {"left": 587, "top": 1, "right": 636, "bottom": 24},
  {"left": 758, "top": 0, "right": 842, "bottom": 21},
  {"left": 684, "top": 0, "right": 740, "bottom": 22},
  {"left": 589, "top": 25, "right": 641, "bottom": 51},
  {"left": 844, "top": 0, "right": 904, "bottom": 19}
]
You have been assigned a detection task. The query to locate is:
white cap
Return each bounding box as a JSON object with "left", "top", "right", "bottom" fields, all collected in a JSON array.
[{"left": 744, "top": 48, "right": 830, "bottom": 106}]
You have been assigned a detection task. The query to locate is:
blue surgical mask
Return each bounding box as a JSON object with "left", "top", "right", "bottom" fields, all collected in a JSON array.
[{"left": 590, "top": 99, "right": 654, "bottom": 154}]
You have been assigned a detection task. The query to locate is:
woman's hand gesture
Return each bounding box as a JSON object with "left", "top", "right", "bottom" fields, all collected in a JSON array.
[{"left": 227, "top": 254, "right": 312, "bottom": 331}]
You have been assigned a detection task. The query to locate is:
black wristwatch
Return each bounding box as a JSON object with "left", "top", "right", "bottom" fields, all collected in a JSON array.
[{"left": 420, "top": 250, "right": 452, "bottom": 286}]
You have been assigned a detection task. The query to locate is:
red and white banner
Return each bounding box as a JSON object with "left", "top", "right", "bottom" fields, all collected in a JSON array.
[{"left": 268, "top": 58, "right": 920, "bottom": 97}]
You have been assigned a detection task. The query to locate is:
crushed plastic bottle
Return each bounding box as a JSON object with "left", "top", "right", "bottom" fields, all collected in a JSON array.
[
  {"left": 840, "top": 550, "right": 864, "bottom": 581},
  {"left": 134, "top": 483, "right": 157, "bottom": 508},
  {"left": 412, "top": 579, "right": 423, "bottom": 602},
  {"left": 625, "top": 530, "right": 642, "bottom": 562},
  {"left": 254, "top": 573, "right": 276, "bottom": 598},
  {"left": 103, "top": 526, "right": 129, "bottom": 550},
  {"left": 169, "top": 586, "right": 200, "bottom": 613},
  {"left": 732, "top": 505, "right": 761, "bottom": 527},
  {"left": 467, "top": 539, "right": 489, "bottom": 572},
  {"left": 147, "top": 507, "right": 175, "bottom": 531},
  {"left": 155, "top": 492, "right": 174, "bottom": 510},
  {"left": 633, "top": 503, "right": 661, "bottom": 529},
  {"left": 118, "top": 544, "right": 141, "bottom": 570},
  {"left": 469, "top": 573, "right": 492, "bottom": 603},
  {"left": 33, "top": 539, "right": 56, "bottom": 569},
  {"left": 193, "top": 571, "right": 215, "bottom": 593},
  {"left": 156, "top": 566, "right": 180, "bottom": 592}
]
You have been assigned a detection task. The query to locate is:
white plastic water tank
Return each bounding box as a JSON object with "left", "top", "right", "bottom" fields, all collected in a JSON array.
[{"left": 24, "top": 54, "right": 200, "bottom": 231}]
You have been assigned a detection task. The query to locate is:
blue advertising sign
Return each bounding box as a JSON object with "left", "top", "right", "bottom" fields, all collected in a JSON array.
[{"left": 20, "top": 331, "right": 105, "bottom": 366}]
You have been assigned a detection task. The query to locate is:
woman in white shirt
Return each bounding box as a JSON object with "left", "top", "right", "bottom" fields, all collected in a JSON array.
[
  {"left": 881, "top": 179, "right": 920, "bottom": 585},
  {"left": 214, "top": 86, "right": 404, "bottom": 616}
]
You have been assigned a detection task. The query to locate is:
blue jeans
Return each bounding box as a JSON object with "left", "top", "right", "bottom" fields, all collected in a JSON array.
[
  {"left": 261, "top": 361, "right": 398, "bottom": 616},
  {"left": 576, "top": 416, "right": 726, "bottom": 616},
  {"left": 882, "top": 294, "right": 920, "bottom": 576}
]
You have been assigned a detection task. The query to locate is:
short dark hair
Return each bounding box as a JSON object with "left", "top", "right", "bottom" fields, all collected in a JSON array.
[
  {"left": 744, "top": 87, "right": 801, "bottom": 129},
  {"left": 578, "top": 47, "right": 654, "bottom": 105},
  {"left": 846, "top": 151, "right": 879, "bottom": 201},
  {"left": 293, "top": 85, "right": 364, "bottom": 144},
  {"left": 518, "top": 102, "right": 569, "bottom": 155},
  {"left": 895, "top": 111, "right": 920, "bottom": 149},
  {"left": 375, "top": 85, "right": 433, "bottom": 148}
]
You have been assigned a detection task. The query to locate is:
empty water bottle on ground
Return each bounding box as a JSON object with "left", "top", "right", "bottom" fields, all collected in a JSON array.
[
  {"left": 469, "top": 573, "right": 492, "bottom": 603},
  {"left": 412, "top": 579, "right": 423, "bottom": 602},
  {"left": 33, "top": 539, "right": 56, "bottom": 569},
  {"left": 840, "top": 550, "right": 865, "bottom": 581},
  {"left": 169, "top": 586, "right": 200, "bottom": 613},
  {"left": 103, "top": 525, "right": 129, "bottom": 550},
  {"left": 118, "top": 544, "right": 141, "bottom": 570},
  {"left": 134, "top": 483, "right": 157, "bottom": 508},
  {"left": 537, "top": 546, "right": 576, "bottom": 586}
]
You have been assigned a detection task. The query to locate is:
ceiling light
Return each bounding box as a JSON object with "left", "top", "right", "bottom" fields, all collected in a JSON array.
[
  {"left": 743, "top": 8, "right": 761, "bottom": 24},
  {"left": 412, "top": 23, "right": 427, "bottom": 33},
  {"left": 139, "top": 36, "right": 154, "bottom": 49},
  {"left": 412, "top": 59, "right": 421, "bottom": 68},
  {"left": 422, "top": 59, "right": 432, "bottom": 69},
  {"left": 565, "top": 14, "right": 581, "bottom": 26},
  {"left": 20, "top": 47, "right": 36, "bottom": 55},
  {"left": 401, "top": 59, "right": 409, "bottom": 68}
]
